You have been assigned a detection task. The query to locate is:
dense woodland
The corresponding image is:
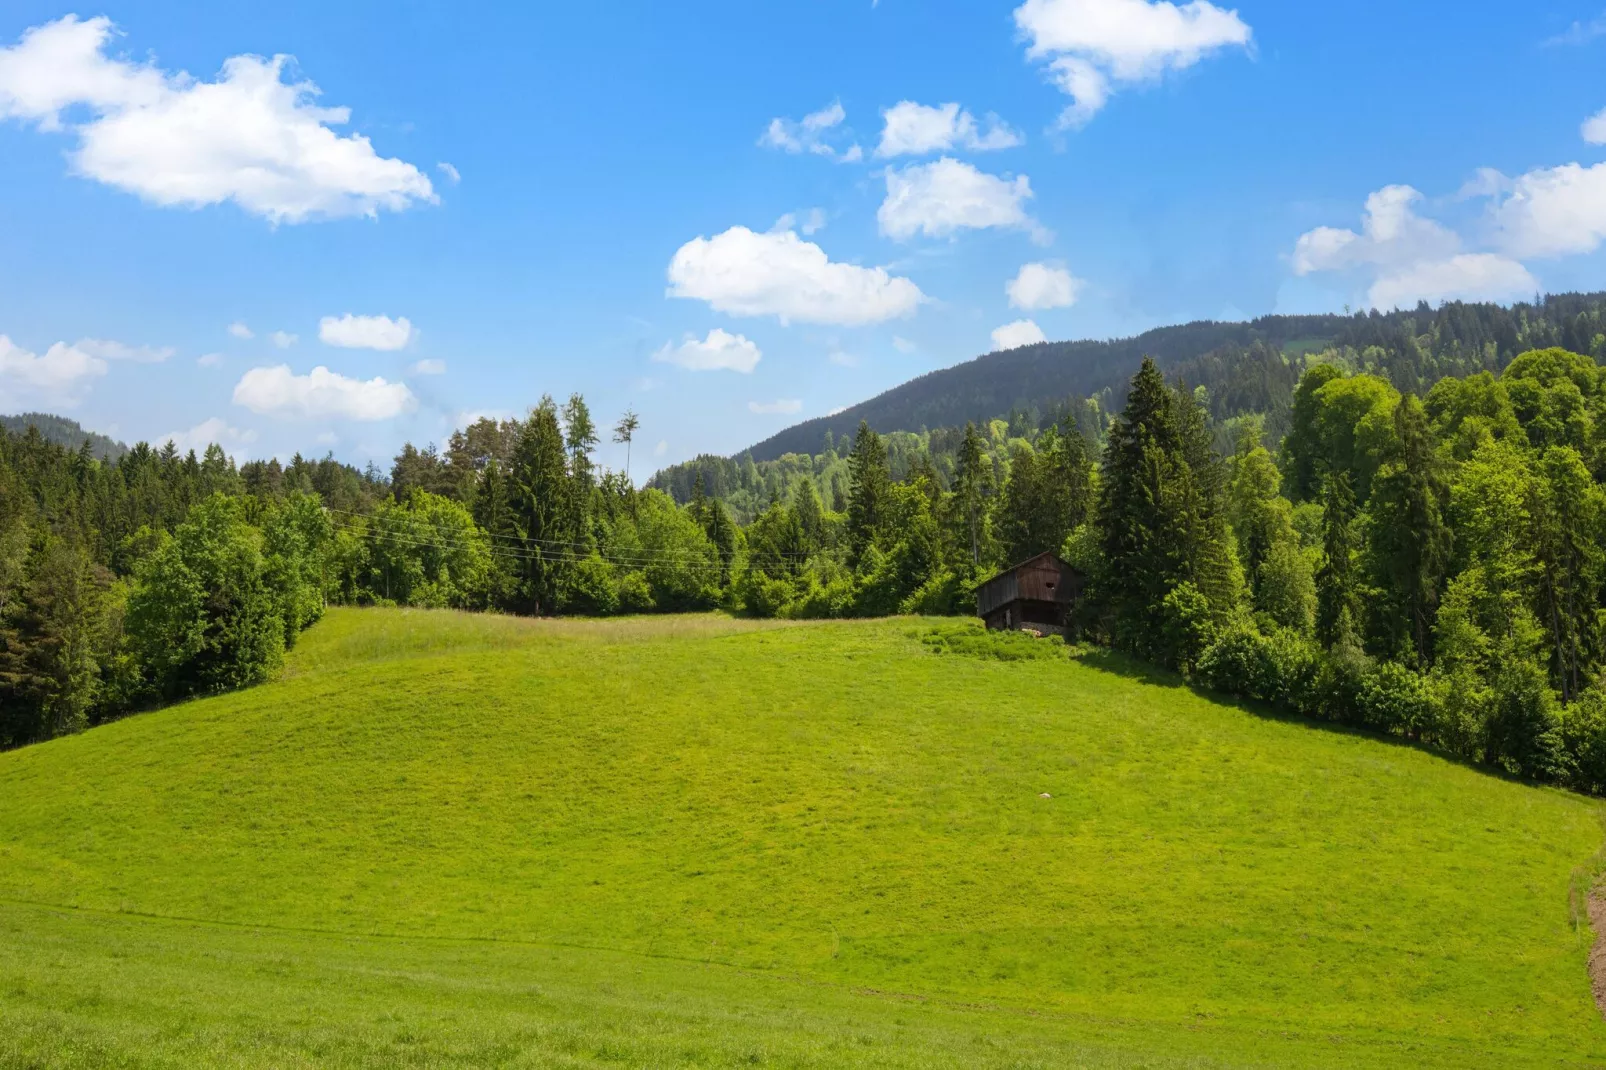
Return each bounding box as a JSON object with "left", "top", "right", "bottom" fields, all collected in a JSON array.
[{"left": 8, "top": 301, "right": 1606, "bottom": 797}]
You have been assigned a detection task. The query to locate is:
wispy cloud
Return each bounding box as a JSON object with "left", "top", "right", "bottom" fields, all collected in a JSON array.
[{"left": 1543, "top": 11, "right": 1606, "bottom": 46}]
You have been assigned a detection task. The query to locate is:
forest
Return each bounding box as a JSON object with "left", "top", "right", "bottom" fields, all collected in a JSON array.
[{"left": 6, "top": 322, "right": 1606, "bottom": 799}]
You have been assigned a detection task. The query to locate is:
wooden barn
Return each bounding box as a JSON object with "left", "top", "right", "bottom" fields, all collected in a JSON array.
[{"left": 975, "top": 552, "right": 1083, "bottom": 636}]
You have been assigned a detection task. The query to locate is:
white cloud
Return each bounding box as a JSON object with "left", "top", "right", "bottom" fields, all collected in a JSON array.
[
  {"left": 155, "top": 416, "right": 256, "bottom": 454},
  {"left": 227, "top": 321, "right": 253, "bottom": 340},
  {"left": 0, "top": 335, "right": 107, "bottom": 406},
  {"left": 1489, "top": 162, "right": 1606, "bottom": 258},
  {"left": 991, "top": 319, "right": 1048, "bottom": 350},
  {"left": 653, "top": 440, "right": 668, "bottom": 457},
  {"left": 409, "top": 358, "right": 446, "bottom": 375},
  {"left": 1007, "top": 261, "right": 1083, "bottom": 309},
  {"left": 827, "top": 406, "right": 848, "bottom": 417},
  {"left": 878, "top": 157, "right": 1042, "bottom": 241},
  {"left": 0, "top": 15, "right": 435, "bottom": 223},
  {"left": 758, "top": 101, "right": 863, "bottom": 163},
  {"left": 1584, "top": 108, "right": 1606, "bottom": 146},
  {"left": 892, "top": 335, "right": 918, "bottom": 354},
  {"left": 270, "top": 330, "right": 298, "bottom": 349},
  {"left": 876, "top": 101, "right": 1023, "bottom": 157},
  {"left": 319, "top": 313, "right": 415, "bottom": 351},
  {"left": 1292, "top": 184, "right": 1538, "bottom": 309},
  {"left": 1014, "top": 0, "right": 1253, "bottom": 128},
  {"left": 232, "top": 364, "right": 416, "bottom": 420},
  {"left": 749, "top": 399, "right": 803, "bottom": 415},
  {"left": 1368, "top": 255, "right": 1539, "bottom": 310},
  {"left": 667, "top": 225, "right": 924, "bottom": 326},
  {"left": 197, "top": 353, "right": 223, "bottom": 367},
  {"left": 76, "top": 337, "right": 174, "bottom": 363},
  {"left": 437, "top": 161, "right": 461, "bottom": 184},
  {"left": 801, "top": 207, "right": 827, "bottom": 235},
  {"left": 653, "top": 328, "right": 762, "bottom": 373}
]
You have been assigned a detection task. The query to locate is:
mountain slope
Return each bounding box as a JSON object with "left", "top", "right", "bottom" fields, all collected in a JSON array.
[
  {"left": 0, "top": 607, "right": 1602, "bottom": 1067},
  {"left": 733, "top": 294, "right": 1606, "bottom": 462},
  {"left": 0, "top": 412, "right": 128, "bottom": 463}
]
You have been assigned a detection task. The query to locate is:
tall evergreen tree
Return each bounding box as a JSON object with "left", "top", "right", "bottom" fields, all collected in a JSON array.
[
  {"left": 1366, "top": 394, "right": 1452, "bottom": 665},
  {"left": 509, "top": 398, "right": 575, "bottom": 614},
  {"left": 1315, "top": 471, "right": 1359, "bottom": 647},
  {"left": 953, "top": 421, "right": 988, "bottom": 566},
  {"left": 846, "top": 421, "right": 890, "bottom": 566}
]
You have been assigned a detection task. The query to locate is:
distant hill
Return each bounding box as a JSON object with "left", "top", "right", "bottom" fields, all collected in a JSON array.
[
  {"left": 721, "top": 294, "right": 1606, "bottom": 464},
  {"left": 0, "top": 412, "right": 128, "bottom": 463}
]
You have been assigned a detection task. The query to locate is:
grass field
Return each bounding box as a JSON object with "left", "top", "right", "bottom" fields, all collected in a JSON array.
[{"left": 1, "top": 608, "right": 1604, "bottom": 1068}]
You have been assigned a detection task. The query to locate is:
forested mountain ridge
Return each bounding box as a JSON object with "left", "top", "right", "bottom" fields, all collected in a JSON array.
[
  {"left": 699, "top": 293, "right": 1606, "bottom": 466},
  {"left": 0, "top": 413, "right": 127, "bottom": 463}
]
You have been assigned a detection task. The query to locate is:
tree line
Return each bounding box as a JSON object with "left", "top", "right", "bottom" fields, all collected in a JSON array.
[{"left": 8, "top": 342, "right": 1606, "bottom": 798}]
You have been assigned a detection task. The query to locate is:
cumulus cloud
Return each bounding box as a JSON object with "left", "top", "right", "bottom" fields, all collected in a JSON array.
[
  {"left": 227, "top": 321, "right": 253, "bottom": 339},
  {"left": 1488, "top": 162, "right": 1606, "bottom": 258},
  {"left": 878, "top": 157, "right": 1042, "bottom": 241},
  {"left": 991, "top": 319, "right": 1048, "bottom": 350},
  {"left": 667, "top": 226, "right": 924, "bottom": 326},
  {"left": 319, "top": 313, "right": 415, "bottom": 351},
  {"left": 758, "top": 100, "right": 863, "bottom": 162},
  {"left": 1007, "top": 261, "right": 1083, "bottom": 309},
  {"left": 409, "top": 358, "right": 446, "bottom": 375},
  {"left": 1292, "top": 184, "right": 1538, "bottom": 309},
  {"left": 653, "top": 328, "right": 763, "bottom": 373},
  {"left": 1367, "top": 255, "right": 1540, "bottom": 310},
  {"left": 0, "top": 335, "right": 107, "bottom": 406},
  {"left": 154, "top": 416, "right": 256, "bottom": 454},
  {"left": 1013, "top": 0, "right": 1253, "bottom": 128},
  {"left": 749, "top": 399, "right": 803, "bottom": 415},
  {"left": 76, "top": 338, "right": 174, "bottom": 363},
  {"left": 437, "top": 161, "right": 461, "bottom": 184},
  {"left": 232, "top": 364, "right": 416, "bottom": 420},
  {"left": 876, "top": 101, "right": 1023, "bottom": 157},
  {"left": 270, "top": 330, "right": 298, "bottom": 349},
  {"left": 0, "top": 15, "right": 435, "bottom": 222}
]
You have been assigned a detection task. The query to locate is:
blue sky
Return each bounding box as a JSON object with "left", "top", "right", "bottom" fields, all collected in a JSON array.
[{"left": 2, "top": 1, "right": 1605, "bottom": 475}]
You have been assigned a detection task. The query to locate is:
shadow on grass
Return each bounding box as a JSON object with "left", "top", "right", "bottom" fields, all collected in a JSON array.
[{"left": 1068, "top": 645, "right": 1577, "bottom": 798}]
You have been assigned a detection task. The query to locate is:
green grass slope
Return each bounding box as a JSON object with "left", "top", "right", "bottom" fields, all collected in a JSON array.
[{"left": 1, "top": 609, "right": 1603, "bottom": 1068}]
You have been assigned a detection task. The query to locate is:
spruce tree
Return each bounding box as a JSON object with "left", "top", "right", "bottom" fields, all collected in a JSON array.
[
  {"left": 1315, "top": 470, "right": 1358, "bottom": 647},
  {"left": 1366, "top": 394, "right": 1452, "bottom": 664},
  {"left": 953, "top": 422, "right": 988, "bottom": 566},
  {"left": 846, "top": 421, "right": 889, "bottom": 566},
  {"left": 509, "top": 398, "right": 574, "bottom": 615}
]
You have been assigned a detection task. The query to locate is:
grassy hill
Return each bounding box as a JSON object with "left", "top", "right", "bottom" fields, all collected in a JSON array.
[{"left": 1, "top": 608, "right": 1604, "bottom": 1068}]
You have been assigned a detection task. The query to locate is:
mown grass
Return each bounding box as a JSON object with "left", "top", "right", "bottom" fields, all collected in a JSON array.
[{"left": 0, "top": 607, "right": 1603, "bottom": 1067}]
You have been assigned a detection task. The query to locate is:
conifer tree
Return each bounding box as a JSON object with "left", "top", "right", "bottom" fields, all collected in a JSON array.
[
  {"left": 846, "top": 421, "right": 890, "bottom": 566},
  {"left": 1367, "top": 394, "right": 1452, "bottom": 664},
  {"left": 1315, "top": 470, "right": 1358, "bottom": 647},
  {"left": 509, "top": 398, "right": 574, "bottom": 615},
  {"left": 953, "top": 421, "right": 988, "bottom": 566}
]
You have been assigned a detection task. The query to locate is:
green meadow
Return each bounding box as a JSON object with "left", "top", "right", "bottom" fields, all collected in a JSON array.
[{"left": 1, "top": 607, "right": 1604, "bottom": 1068}]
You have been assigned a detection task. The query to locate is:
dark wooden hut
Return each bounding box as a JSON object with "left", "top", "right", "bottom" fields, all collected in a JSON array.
[{"left": 975, "top": 552, "right": 1083, "bottom": 636}]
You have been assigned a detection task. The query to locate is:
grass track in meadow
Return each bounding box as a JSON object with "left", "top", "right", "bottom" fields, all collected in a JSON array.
[{"left": 0, "top": 607, "right": 1603, "bottom": 1067}]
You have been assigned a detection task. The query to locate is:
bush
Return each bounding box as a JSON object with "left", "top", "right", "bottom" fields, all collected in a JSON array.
[
  {"left": 1197, "top": 621, "right": 1278, "bottom": 701},
  {"left": 1158, "top": 582, "right": 1215, "bottom": 673},
  {"left": 1358, "top": 660, "right": 1439, "bottom": 738},
  {"left": 900, "top": 569, "right": 972, "bottom": 617},
  {"left": 1558, "top": 688, "right": 1606, "bottom": 795}
]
